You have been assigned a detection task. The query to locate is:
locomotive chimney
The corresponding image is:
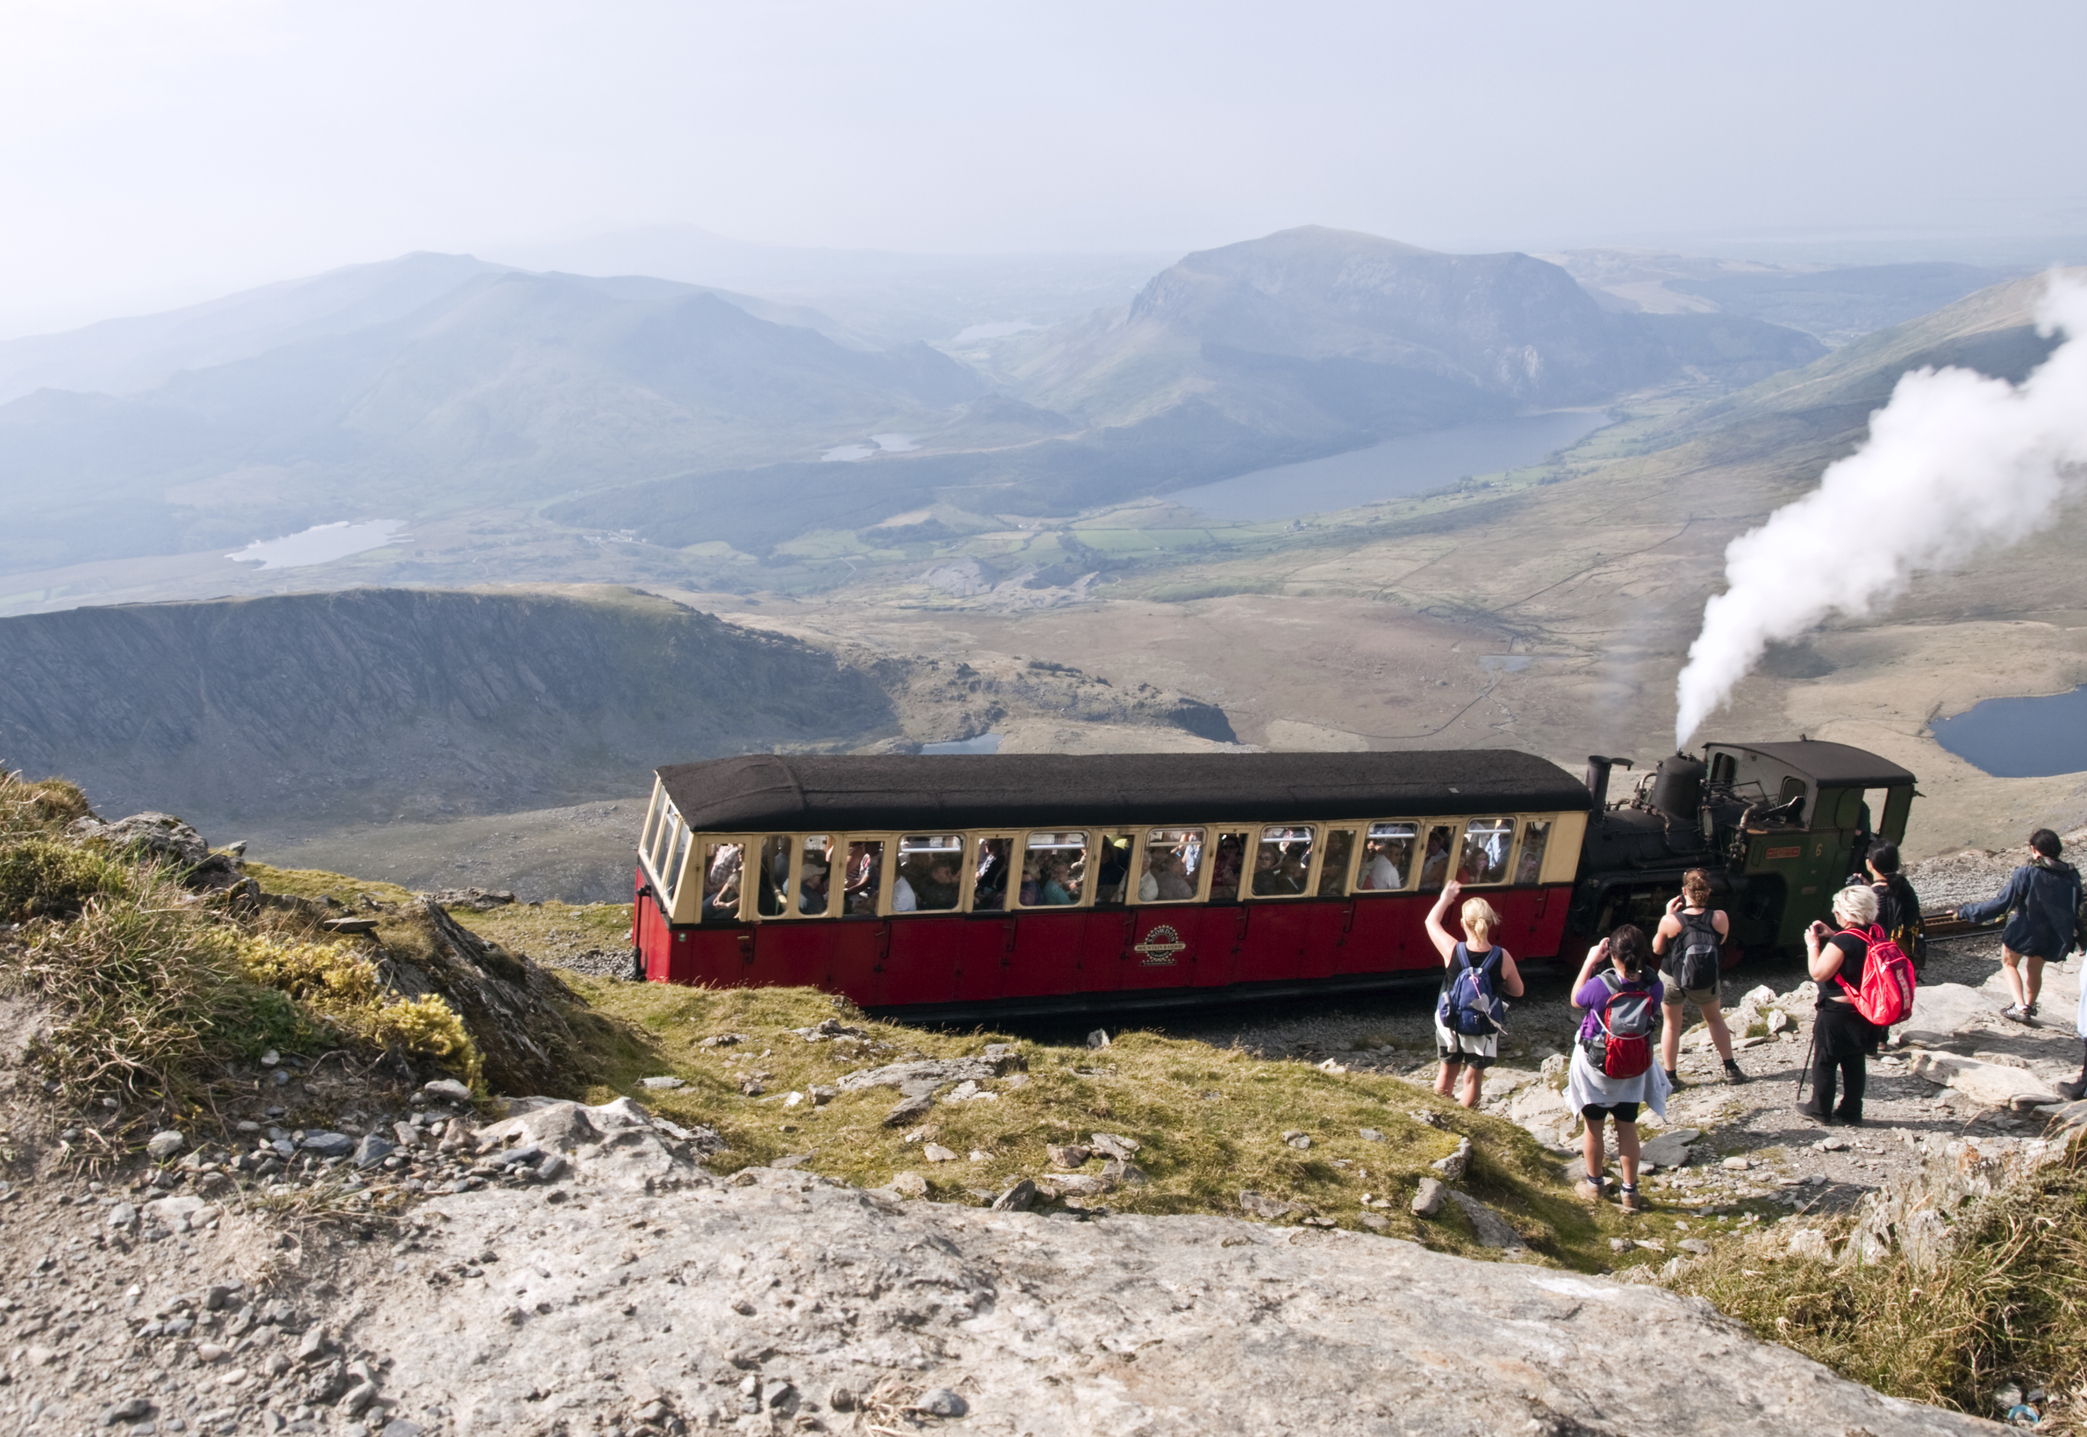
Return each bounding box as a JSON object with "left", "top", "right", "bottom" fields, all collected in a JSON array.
[
  {"left": 1584, "top": 755, "right": 1617, "bottom": 810},
  {"left": 1649, "top": 752, "right": 1706, "bottom": 824}
]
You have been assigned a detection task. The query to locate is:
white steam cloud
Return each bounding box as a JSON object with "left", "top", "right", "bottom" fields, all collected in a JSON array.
[{"left": 1675, "top": 272, "right": 2087, "bottom": 747}]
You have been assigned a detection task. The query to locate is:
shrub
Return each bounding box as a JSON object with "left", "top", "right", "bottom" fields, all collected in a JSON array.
[{"left": 0, "top": 771, "right": 91, "bottom": 841}]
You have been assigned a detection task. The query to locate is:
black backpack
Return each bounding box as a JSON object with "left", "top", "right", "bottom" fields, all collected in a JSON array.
[{"left": 1674, "top": 910, "right": 1723, "bottom": 993}]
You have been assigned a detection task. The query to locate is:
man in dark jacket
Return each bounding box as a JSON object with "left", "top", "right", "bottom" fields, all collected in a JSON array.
[{"left": 1954, "top": 828, "right": 2083, "bottom": 1023}]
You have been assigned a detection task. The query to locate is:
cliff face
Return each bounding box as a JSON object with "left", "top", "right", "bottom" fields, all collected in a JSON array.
[{"left": 0, "top": 586, "right": 898, "bottom": 833}]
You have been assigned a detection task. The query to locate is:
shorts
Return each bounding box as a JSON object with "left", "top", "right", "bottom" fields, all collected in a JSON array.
[
  {"left": 1435, "top": 1021, "right": 1497, "bottom": 1069},
  {"left": 1580, "top": 1101, "right": 1641, "bottom": 1123},
  {"left": 1663, "top": 978, "right": 1720, "bottom": 1010}
]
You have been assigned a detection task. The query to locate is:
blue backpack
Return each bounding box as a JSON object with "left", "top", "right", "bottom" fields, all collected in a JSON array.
[{"left": 1438, "top": 942, "right": 1508, "bottom": 1037}]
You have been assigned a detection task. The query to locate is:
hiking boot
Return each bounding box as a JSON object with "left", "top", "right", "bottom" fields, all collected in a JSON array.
[
  {"left": 1795, "top": 1101, "right": 1832, "bottom": 1124},
  {"left": 2000, "top": 1003, "right": 2035, "bottom": 1025},
  {"left": 1574, "top": 1178, "right": 1604, "bottom": 1203},
  {"left": 2024, "top": 1001, "right": 2040, "bottom": 1020},
  {"left": 1835, "top": 1110, "right": 1864, "bottom": 1126},
  {"left": 1618, "top": 1184, "right": 1644, "bottom": 1213},
  {"left": 2057, "top": 1076, "right": 2087, "bottom": 1102},
  {"left": 1722, "top": 1059, "right": 1751, "bottom": 1085},
  {"left": 1664, "top": 1068, "right": 1681, "bottom": 1088}
]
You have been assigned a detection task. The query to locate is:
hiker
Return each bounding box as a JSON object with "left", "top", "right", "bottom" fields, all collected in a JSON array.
[
  {"left": 1425, "top": 880, "right": 1525, "bottom": 1108},
  {"left": 1953, "top": 829, "right": 2083, "bottom": 1024},
  {"left": 1567, "top": 925, "right": 1668, "bottom": 1211},
  {"left": 1799, "top": 885, "right": 1886, "bottom": 1124},
  {"left": 1650, "top": 870, "right": 1749, "bottom": 1086},
  {"left": 1862, "top": 841, "right": 1927, "bottom": 975}
]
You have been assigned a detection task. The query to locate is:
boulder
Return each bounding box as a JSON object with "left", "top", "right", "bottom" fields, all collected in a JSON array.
[
  {"left": 1447, "top": 1191, "right": 1525, "bottom": 1251},
  {"left": 372, "top": 1176, "right": 1989, "bottom": 1435},
  {"left": 1905, "top": 1051, "right": 2064, "bottom": 1110},
  {"left": 1897, "top": 984, "right": 1994, "bottom": 1049},
  {"left": 1638, "top": 1128, "right": 1703, "bottom": 1169},
  {"left": 1409, "top": 1177, "right": 1447, "bottom": 1217},
  {"left": 836, "top": 1054, "right": 1020, "bottom": 1098}
]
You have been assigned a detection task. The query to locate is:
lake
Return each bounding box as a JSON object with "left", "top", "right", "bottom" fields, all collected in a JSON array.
[
  {"left": 1168, "top": 410, "right": 1613, "bottom": 521},
  {"left": 1931, "top": 686, "right": 2087, "bottom": 778},
  {"left": 226, "top": 520, "right": 406, "bottom": 569},
  {"left": 921, "top": 733, "right": 1003, "bottom": 755}
]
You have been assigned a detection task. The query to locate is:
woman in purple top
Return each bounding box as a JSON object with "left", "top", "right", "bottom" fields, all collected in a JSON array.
[{"left": 1566, "top": 925, "right": 1670, "bottom": 1211}]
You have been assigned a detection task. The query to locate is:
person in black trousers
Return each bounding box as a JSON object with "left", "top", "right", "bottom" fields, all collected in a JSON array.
[{"left": 1799, "top": 885, "right": 1883, "bottom": 1124}]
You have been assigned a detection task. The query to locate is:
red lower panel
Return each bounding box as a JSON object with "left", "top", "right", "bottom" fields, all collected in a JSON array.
[{"left": 1002, "top": 912, "right": 1099, "bottom": 998}]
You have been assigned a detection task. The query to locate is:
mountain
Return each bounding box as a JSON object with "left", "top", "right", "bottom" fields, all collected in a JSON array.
[
  {"left": 0, "top": 586, "right": 898, "bottom": 834},
  {"left": 0, "top": 269, "right": 987, "bottom": 575},
  {"left": 1004, "top": 227, "right": 1826, "bottom": 434}
]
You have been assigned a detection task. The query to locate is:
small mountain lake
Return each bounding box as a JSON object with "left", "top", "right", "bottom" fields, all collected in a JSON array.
[
  {"left": 1169, "top": 409, "right": 1613, "bottom": 521},
  {"left": 226, "top": 520, "right": 406, "bottom": 569},
  {"left": 921, "top": 733, "right": 1003, "bottom": 755},
  {"left": 1931, "top": 686, "right": 2087, "bottom": 777}
]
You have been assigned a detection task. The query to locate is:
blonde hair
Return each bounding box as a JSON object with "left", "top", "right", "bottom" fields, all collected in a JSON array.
[
  {"left": 1461, "top": 896, "right": 1502, "bottom": 934},
  {"left": 1831, "top": 884, "right": 1880, "bottom": 928}
]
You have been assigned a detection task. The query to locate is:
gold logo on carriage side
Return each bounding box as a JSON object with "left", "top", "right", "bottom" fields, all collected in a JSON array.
[{"left": 1133, "top": 924, "right": 1187, "bottom": 966}]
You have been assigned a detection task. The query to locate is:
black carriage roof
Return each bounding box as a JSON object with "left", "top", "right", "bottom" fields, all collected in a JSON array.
[
  {"left": 1708, "top": 740, "right": 1916, "bottom": 788},
  {"left": 654, "top": 750, "right": 1592, "bottom": 833}
]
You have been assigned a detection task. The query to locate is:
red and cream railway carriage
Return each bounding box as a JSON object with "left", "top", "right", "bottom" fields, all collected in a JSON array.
[{"left": 631, "top": 751, "right": 1591, "bottom": 1017}]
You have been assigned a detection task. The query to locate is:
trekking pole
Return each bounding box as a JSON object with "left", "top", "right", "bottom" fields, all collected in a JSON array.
[{"left": 1795, "top": 1023, "right": 1816, "bottom": 1103}]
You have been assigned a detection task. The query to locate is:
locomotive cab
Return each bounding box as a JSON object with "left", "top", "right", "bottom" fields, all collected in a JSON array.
[{"left": 1570, "top": 738, "right": 1915, "bottom": 960}]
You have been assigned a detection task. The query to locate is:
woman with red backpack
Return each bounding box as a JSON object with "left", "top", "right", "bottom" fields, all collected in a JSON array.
[
  {"left": 1799, "top": 885, "right": 1889, "bottom": 1125},
  {"left": 1566, "top": 925, "right": 1669, "bottom": 1211}
]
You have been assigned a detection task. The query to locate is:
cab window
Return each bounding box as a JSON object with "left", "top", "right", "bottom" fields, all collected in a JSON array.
[
  {"left": 1358, "top": 822, "right": 1414, "bottom": 892},
  {"left": 1458, "top": 818, "right": 1514, "bottom": 885},
  {"left": 1251, "top": 826, "right": 1314, "bottom": 898},
  {"left": 894, "top": 835, "right": 964, "bottom": 913},
  {"left": 1020, "top": 832, "right": 1089, "bottom": 907},
  {"left": 1139, "top": 827, "right": 1206, "bottom": 903}
]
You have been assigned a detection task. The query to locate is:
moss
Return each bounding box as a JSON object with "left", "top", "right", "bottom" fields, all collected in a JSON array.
[
  {"left": 237, "top": 934, "right": 481, "bottom": 1085},
  {"left": 0, "top": 838, "right": 128, "bottom": 922}
]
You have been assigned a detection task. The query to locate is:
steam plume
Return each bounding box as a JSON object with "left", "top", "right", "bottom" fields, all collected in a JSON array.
[{"left": 1674, "top": 272, "right": 2087, "bottom": 746}]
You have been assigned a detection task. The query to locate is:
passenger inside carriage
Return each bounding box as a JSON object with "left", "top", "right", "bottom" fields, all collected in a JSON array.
[
  {"left": 1039, "top": 854, "right": 1078, "bottom": 905},
  {"left": 1419, "top": 826, "right": 1454, "bottom": 888},
  {"left": 1097, "top": 836, "right": 1132, "bottom": 904},
  {"left": 702, "top": 843, "right": 743, "bottom": 922},
  {"left": 1252, "top": 844, "right": 1302, "bottom": 896},
  {"left": 844, "top": 841, "right": 884, "bottom": 915},
  {"left": 894, "top": 855, "right": 961, "bottom": 911},
  {"left": 1359, "top": 836, "right": 1405, "bottom": 890},
  {"left": 797, "top": 861, "right": 830, "bottom": 913},
  {"left": 1210, "top": 833, "right": 1245, "bottom": 901},
  {"left": 975, "top": 839, "right": 1010, "bottom": 908}
]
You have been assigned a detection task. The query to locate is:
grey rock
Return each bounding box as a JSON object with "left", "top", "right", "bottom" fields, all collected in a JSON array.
[
  {"left": 991, "top": 1179, "right": 1038, "bottom": 1212},
  {"left": 1360, "top": 1212, "right": 1391, "bottom": 1232},
  {"left": 1238, "top": 1190, "right": 1297, "bottom": 1220},
  {"left": 922, "top": 1143, "right": 959, "bottom": 1163},
  {"left": 353, "top": 1135, "right": 395, "bottom": 1169},
  {"left": 917, "top": 1389, "right": 967, "bottom": 1418},
  {"left": 104, "top": 1398, "right": 154, "bottom": 1425},
  {"left": 107, "top": 1201, "right": 138, "bottom": 1229},
  {"left": 1046, "top": 1143, "right": 1092, "bottom": 1169},
  {"left": 146, "top": 1130, "right": 185, "bottom": 1161},
  {"left": 296, "top": 1327, "right": 331, "bottom": 1363},
  {"left": 1101, "top": 1159, "right": 1149, "bottom": 1185},
  {"left": 301, "top": 1132, "right": 355, "bottom": 1159},
  {"left": 888, "top": 1172, "right": 929, "bottom": 1198},
  {"left": 341, "top": 1383, "right": 379, "bottom": 1419},
  {"left": 837, "top": 1055, "right": 1019, "bottom": 1099},
  {"left": 1282, "top": 1131, "right": 1312, "bottom": 1150},
  {"left": 380, "top": 1423, "right": 425, "bottom": 1437},
  {"left": 423, "top": 1078, "right": 473, "bottom": 1104},
  {"left": 1679, "top": 1239, "right": 1712, "bottom": 1255},
  {"left": 1638, "top": 1128, "right": 1702, "bottom": 1168},
  {"left": 204, "top": 1284, "right": 234, "bottom": 1311},
  {"left": 1358, "top": 1128, "right": 1386, "bottom": 1144},
  {"left": 1819, "top": 1136, "right": 1851, "bottom": 1152},
  {"left": 1086, "top": 1029, "right": 1111, "bottom": 1049},
  {"left": 495, "top": 1144, "right": 544, "bottom": 1169},
  {"left": 828, "top": 1388, "right": 857, "bottom": 1413},
  {"left": 1446, "top": 1191, "right": 1524, "bottom": 1251},
  {"left": 637, "top": 1075, "right": 685, "bottom": 1090},
  {"left": 536, "top": 1153, "right": 569, "bottom": 1182},
  {"left": 1410, "top": 1178, "right": 1448, "bottom": 1217},
  {"left": 1089, "top": 1132, "right": 1141, "bottom": 1160},
  {"left": 1431, "top": 1137, "right": 1472, "bottom": 1181},
  {"left": 882, "top": 1094, "right": 935, "bottom": 1127}
]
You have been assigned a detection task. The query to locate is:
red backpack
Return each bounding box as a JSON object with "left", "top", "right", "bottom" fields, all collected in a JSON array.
[
  {"left": 1834, "top": 924, "right": 1917, "bottom": 1026},
  {"left": 1585, "top": 972, "right": 1656, "bottom": 1078}
]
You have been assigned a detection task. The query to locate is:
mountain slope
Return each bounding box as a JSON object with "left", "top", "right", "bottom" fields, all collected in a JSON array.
[
  {"left": 0, "top": 586, "right": 898, "bottom": 832},
  {"left": 0, "top": 271, "right": 987, "bottom": 575}
]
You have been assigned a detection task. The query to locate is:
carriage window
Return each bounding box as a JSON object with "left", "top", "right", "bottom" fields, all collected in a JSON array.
[
  {"left": 1513, "top": 819, "right": 1551, "bottom": 885},
  {"left": 1096, "top": 831, "right": 1135, "bottom": 906},
  {"left": 842, "top": 839, "right": 885, "bottom": 916},
  {"left": 894, "top": 835, "right": 964, "bottom": 912},
  {"left": 797, "top": 835, "right": 836, "bottom": 915},
  {"left": 1140, "top": 827, "right": 1206, "bottom": 903},
  {"left": 1418, "top": 824, "right": 1456, "bottom": 890},
  {"left": 701, "top": 842, "right": 744, "bottom": 923},
  {"left": 1020, "top": 831, "right": 1089, "bottom": 907},
  {"left": 1251, "top": 826, "right": 1314, "bottom": 898},
  {"left": 1208, "top": 831, "right": 1248, "bottom": 903},
  {"left": 1359, "top": 822, "right": 1415, "bottom": 892},
  {"left": 1317, "top": 828, "right": 1356, "bottom": 897},
  {"left": 757, "top": 836, "right": 793, "bottom": 916},
  {"left": 662, "top": 819, "right": 693, "bottom": 902},
  {"left": 972, "top": 836, "right": 1014, "bottom": 912},
  {"left": 1459, "top": 818, "right": 1514, "bottom": 885}
]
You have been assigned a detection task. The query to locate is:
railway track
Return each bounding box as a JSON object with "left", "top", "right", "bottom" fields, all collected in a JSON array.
[{"left": 1923, "top": 909, "right": 2000, "bottom": 940}]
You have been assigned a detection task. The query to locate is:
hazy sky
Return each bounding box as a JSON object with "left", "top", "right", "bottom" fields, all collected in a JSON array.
[{"left": 5, "top": 0, "right": 2083, "bottom": 336}]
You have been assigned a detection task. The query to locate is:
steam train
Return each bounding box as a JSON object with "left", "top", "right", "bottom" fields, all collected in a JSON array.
[{"left": 628, "top": 739, "right": 1915, "bottom": 1017}]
